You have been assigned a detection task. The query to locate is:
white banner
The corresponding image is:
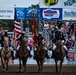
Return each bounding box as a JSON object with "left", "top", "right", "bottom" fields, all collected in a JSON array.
[
  {"left": 0, "top": 7, "right": 14, "bottom": 19},
  {"left": 39, "top": 0, "right": 64, "bottom": 8},
  {"left": 63, "top": 8, "right": 76, "bottom": 20}
]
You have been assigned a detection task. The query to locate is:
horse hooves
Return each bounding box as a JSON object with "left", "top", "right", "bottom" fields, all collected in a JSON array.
[
  {"left": 59, "top": 71, "right": 62, "bottom": 74},
  {"left": 38, "top": 70, "right": 40, "bottom": 72},
  {"left": 23, "top": 71, "right": 26, "bottom": 73},
  {"left": 19, "top": 70, "right": 23, "bottom": 73},
  {"left": 6, "top": 70, "right": 8, "bottom": 73},
  {"left": 40, "top": 71, "right": 43, "bottom": 73},
  {"left": 56, "top": 71, "right": 58, "bottom": 73},
  {"left": 2, "top": 69, "right": 6, "bottom": 72}
]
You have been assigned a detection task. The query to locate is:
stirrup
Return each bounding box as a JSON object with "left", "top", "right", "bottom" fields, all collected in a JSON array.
[
  {"left": 66, "top": 55, "right": 69, "bottom": 59},
  {"left": 29, "top": 54, "right": 32, "bottom": 58},
  {"left": 51, "top": 55, "right": 54, "bottom": 58},
  {"left": 33, "top": 56, "right": 36, "bottom": 59}
]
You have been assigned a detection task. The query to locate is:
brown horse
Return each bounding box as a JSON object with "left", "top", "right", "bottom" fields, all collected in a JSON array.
[
  {"left": 53, "top": 40, "right": 65, "bottom": 74},
  {"left": 18, "top": 37, "right": 29, "bottom": 73},
  {"left": 1, "top": 36, "right": 11, "bottom": 72},
  {"left": 34, "top": 39, "right": 46, "bottom": 72}
]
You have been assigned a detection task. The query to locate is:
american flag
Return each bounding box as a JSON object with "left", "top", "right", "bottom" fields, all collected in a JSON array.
[
  {"left": 14, "top": 20, "right": 21, "bottom": 49},
  {"left": 14, "top": 9, "right": 21, "bottom": 49}
]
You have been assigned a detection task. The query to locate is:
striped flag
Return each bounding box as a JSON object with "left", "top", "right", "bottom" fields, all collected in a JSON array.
[
  {"left": 14, "top": 20, "right": 21, "bottom": 49},
  {"left": 14, "top": 9, "right": 21, "bottom": 49}
]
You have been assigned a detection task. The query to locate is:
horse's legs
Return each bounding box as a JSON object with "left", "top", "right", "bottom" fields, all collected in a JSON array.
[
  {"left": 22, "top": 59, "right": 27, "bottom": 73},
  {"left": 55, "top": 60, "right": 58, "bottom": 73},
  {"left": 1, "top": 57, "right": 6, "bottom": 71},
  {"left": 59, "top": 60, "right": 63, "bottom": 74},
  {"left": 36, "top": 60, "right": 40, "bottom": 72},
  {"left": 19, "top": 59, "right": 22, "bottom": 72},
  {"left": 40, "top": 59, "right": 44, "bottom": 72},
  {"left": 5, "top": 59, "right": 9, "bottom": 72}
]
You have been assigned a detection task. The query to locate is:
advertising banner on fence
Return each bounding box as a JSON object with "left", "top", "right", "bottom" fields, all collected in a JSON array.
[
  {"left": 26, "top": 8, "right": 38, "bottom": 19},
  {"left": 63, "top": 0, "right": 76, "bottom": 7},
  {"left": 39, "top": 0, "right": 64, "bottom": 8},
  {"left": 15, "top": 8, "right": 38, "bottom": 19},
  {"left": 40, "top": 8, "right": 62, "bottom": 20},
  {"left": 0, "top": 7, "right": 14, "bottom": 19},
  {"left": 63, "top": 8, "right": 76, "bottom": 20},
  {"left": 68, "top": 51, "right": 74, "bottom": 64},
  {"left": 15, "top": 8, "right": 26, "bottom": 19}
]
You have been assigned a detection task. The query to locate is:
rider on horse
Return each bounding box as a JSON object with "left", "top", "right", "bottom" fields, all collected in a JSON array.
[
  {"left": 15, "top": 32, "right": 32, "bottom": 58},
  {"left": 51, "top": 30, "right": 69, "bottom": 59},
  {"left": 0, "top": 28, "right": 4, "bottom": 57},
  {"left": 4, "top": 31, "right": 15, "bottom": 60},
  {"left": 33, "top": 32, "right": 50, "bottom": 59}
]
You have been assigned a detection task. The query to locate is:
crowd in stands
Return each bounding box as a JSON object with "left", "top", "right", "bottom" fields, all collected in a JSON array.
[{"left": 40, "top": 19, "right": 76, "bottom": 51}]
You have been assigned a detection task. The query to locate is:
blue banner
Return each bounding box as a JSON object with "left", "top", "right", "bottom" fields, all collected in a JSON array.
[
  {"left": 15, "top": 8, "right": 26, "bottom": 19},
  {"left": 40, "top": 8, "right": 62, "bottom": 20},
  {"left": 15, "top": 8, "right": 38, "bottom": 19},
  {"left": 26, "top": 8, "right": 38, "bottom": 19}
]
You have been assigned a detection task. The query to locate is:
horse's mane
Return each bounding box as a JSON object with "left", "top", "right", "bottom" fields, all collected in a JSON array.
[
  {"left": 3, "top": 36, "right": 9, "bottom": 51},
  {"left": 20, "top": 37, "right": 28, "bottom": 51},
  {"left": 56, "top": 40, "right": 63, "bottom": 51}
]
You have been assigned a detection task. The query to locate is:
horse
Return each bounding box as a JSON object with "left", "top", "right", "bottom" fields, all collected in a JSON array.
[
  {"left": 53, "top": 40, "right": 66, "bottom": 74},
  {"left": 34, "top": 39, "right": 46, "bottom": 72},
  {"left": 1, "top": 36, "right": 11, "bottom": 72},
  {"left": 18, "top": 37, "right": 29, "bottom": 73}
]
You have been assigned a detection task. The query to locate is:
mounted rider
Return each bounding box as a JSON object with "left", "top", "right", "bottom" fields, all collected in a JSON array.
[
  {"left": 15, "top": 32, "right": 32, "bottom": 58},
  {"left": 51, "top": 30, "right": 69, "bottom": 59},
  {"left": 4, "top": 31, "right": 15, "bottom": 60},
  {"left": 0, "top": 28, "right": 4, "bottom": 57},
  {"left": 33, "top": 32, "right": 50, "bottom": 59}
]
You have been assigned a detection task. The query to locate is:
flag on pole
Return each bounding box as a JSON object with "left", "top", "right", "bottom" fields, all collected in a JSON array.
[
  {"left": 32, "top": 11, "right": 38, "bottom": 49},
  {"left": 14, "top": 9, "right": 21, "bottom": 49}
]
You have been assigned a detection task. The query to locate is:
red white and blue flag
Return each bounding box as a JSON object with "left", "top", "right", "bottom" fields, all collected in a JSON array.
[
  {"left": 14, "top": 9, "right": 21, "bottom": 49},
  {"left": 14, "top": 20, "right": 21, "bottom": 49}
]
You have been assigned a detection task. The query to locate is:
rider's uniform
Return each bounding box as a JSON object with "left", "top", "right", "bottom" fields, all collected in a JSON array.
[
  {"left": 16, "top": 36, "right": 30, "bottom": 51},
  {"left": 53, "top": 31, "right": 68, "bottom": 51}
]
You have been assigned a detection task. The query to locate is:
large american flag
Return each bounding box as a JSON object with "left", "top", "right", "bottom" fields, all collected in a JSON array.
[{"left": 14, "top": 20, "right": 21, "bottom": 49}]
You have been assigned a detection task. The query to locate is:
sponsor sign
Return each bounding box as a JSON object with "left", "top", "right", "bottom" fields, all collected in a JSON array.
[
  {"left": 0, "top": 7, "right": 14, "bottom": 19},
  {"left": 63, "top": 8, "right": 76, "bottom": 20},
  {"left": 40, "top": 8, "right": 62, "bottom": 20},
  {"left": 68, "top": 52, "right": 74, "bottom": 64},
  {"left": 26, "top": 8, "right": 38, "bottom": 19},
  {"left": 39, "top": 0, "right": 64, "bottom": 8},
  {"left": 64, "top": 0, "right": 76, "bottom": 7},
  {"left": 15, "top": 8, "right": 38, "bottom": 19},
  {"left": 15, "top": 8, "right": 26, "bottom": 19}
]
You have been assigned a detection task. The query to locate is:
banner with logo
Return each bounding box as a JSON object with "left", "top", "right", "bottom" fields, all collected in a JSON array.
[
  {"left": 40, "top": 8, "right": 62, "bottom": 20},
  {"left": 67, "top": 51, "right": 75, "bottom": 64},
  {"left": 39, "top": 0, "right": 64, "bottom": 8},
  {"left": 15, "top": 8, "right": 38, "bottom": 19},
  {"left": 15, "top": 8, "right": 26, "bottom": 19},
  {"left": 0, "top": 7, "right": 14, "bottom": 19},
  {"left": 63, "top": 0, "right": 76, "bottom": 7},
  {"left": 63, "top": 8, "right": 76, "bottom": 20},
  {"left": 26, "top": 8, "right": 38, "bottom": 19}
]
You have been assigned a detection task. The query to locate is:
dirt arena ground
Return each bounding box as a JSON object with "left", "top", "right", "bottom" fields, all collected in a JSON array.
[{"left": 0, "top": 64, "right": 76, "bottom": 75}]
